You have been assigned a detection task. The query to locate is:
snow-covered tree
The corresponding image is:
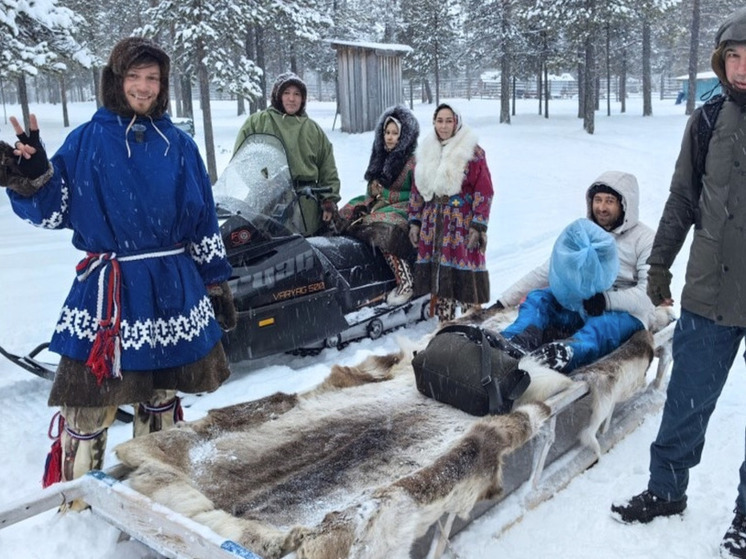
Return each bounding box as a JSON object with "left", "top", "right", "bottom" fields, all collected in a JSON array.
[
  {"left": 1, "top": 0, "right": 91, "bottom": 127},
  {"left": 461, "top": 0, "right": 524, "bottom": 123},
  {"left": 138, "top": 0, "right": 264, "bottom": 182},
  {"left": 400, "top": 0, "right": 460, "bottom": 106},
  {"left": 61, "top": 0, "right": 147, "bottom": 108},
  {"left": 256, "top": 0, "right": 333, "bottom": 91}
]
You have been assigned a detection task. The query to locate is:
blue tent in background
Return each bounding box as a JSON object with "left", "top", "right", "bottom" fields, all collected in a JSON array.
[{"left": 675, "top": 71, "right": 721, "bottom": 103}]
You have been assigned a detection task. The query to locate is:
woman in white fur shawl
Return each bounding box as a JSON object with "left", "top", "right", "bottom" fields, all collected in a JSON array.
[{"left": 408, "top": 103, "right": 494, "bottom": 321}]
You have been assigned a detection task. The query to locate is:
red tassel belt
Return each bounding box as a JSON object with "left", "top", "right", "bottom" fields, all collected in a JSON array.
[{"left": 75, "top": 245, "right": 186, "bottom": 384}]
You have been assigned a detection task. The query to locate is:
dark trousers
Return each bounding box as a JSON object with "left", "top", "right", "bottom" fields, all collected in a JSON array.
[{"left": 648, "top": 309, "right": 746, "bottom": 514}]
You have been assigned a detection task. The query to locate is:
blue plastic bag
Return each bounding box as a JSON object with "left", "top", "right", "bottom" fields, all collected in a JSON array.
[{"left": 548, "top": 218, "right": 619, "bottom": 314}]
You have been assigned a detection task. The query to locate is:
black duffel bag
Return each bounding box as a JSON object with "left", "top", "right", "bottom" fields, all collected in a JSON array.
[{"left": 412, "top": 324, "right": 531, "bottom": 416}]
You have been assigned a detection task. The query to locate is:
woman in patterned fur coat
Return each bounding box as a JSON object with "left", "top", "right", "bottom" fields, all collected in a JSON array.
[
  {"left": 408, "top": 103, "right": 494, "bottom": 321},
  {"left": 339, "top": 105, "right": 419, "bottom": 305},
  {"left": 0, "top": 37, "right": 236, "bottom": 500}
]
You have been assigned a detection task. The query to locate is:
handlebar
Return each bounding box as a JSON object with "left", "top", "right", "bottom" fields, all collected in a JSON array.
[{"left": 295, "top": 184, "right": 333, "bottom": 199}]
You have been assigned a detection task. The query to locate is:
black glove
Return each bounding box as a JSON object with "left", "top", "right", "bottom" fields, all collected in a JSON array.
[
  {"left": 208, "top": 282, "right": 237, "bottom": 331},
  {"left": 15, "top": 127, "right": 49, "bottom": 180},
  {"left": 0, "top": 140, "right": 48, "bottom": 197},
  {"left": 583, "top": 292, "right": 606, "bottom": 316},
  {"left": 647, "top": 264, "right": 672, "bottom": 306}
]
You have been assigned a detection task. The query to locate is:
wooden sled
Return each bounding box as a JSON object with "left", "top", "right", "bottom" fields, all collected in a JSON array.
[
  {"left": 417, "top": 318, "right": 675, "bottom": 558},
  {"left": 0, "top": 312, "right": 676, "bottom": 559}
]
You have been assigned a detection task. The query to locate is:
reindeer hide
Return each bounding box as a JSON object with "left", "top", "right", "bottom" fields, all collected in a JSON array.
[{"left": 115, "top": 306, "right": 671, "bottom": 558}]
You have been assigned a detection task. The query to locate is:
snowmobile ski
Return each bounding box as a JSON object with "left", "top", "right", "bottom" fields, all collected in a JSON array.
[
  {"left": 0, "top": 343, "right": 56, "bottom": 381},
  {"left": 0, "top": 343, "right": 133, "bottom": 423}
]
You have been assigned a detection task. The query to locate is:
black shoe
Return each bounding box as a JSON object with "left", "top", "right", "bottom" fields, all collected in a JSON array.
[
  {"left": 533, "top": 341, "right": 573, "bottom": 372},
  {"left": 721, "top": 510, "right": 746, "bottom": 558},
  {"left": 610, "top": 490, "right": 687, "bottom": 524}
]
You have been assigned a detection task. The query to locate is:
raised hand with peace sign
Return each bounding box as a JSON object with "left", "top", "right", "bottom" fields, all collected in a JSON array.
[
  {"left": 0, "top": 113, "right": 52, "bottom": 197},
  {"left": 10, "top": 114, "right": 50, "bottom": 179}
]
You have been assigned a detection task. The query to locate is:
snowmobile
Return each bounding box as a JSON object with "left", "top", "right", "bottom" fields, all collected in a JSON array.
[{"left": 211, "top": 133, "right": 429, "bottom": 362}]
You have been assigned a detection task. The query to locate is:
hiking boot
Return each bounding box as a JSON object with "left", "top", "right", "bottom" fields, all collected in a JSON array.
[
  {"left": 533, "top": 341, "right": 573, "bottom": 372},
  {"left": 721, "top": 510, "right": 746, "bottom": 558},
  {"left": 610, "top": 490, "right": 687, "bottom": 524}
]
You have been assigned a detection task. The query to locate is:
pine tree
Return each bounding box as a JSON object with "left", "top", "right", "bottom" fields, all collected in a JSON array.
[{"left": 0, "top": 0, "right": 90, "bottom": 128}]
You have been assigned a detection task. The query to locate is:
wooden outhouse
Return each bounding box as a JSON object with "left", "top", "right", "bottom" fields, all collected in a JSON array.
[{"left": 330, "top": 40, "right": 412, "bottom": 133}]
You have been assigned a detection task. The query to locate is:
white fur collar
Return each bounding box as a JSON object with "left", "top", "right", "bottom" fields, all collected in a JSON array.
[{"left": 414, "top": 125, "right": 479, "bottom": 201}]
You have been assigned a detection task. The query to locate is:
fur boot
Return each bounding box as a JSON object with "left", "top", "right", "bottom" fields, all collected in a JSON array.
[
  {"left": 133, "top": 389, "right": 182, "bottom": 438},
  {"left": 459, "top": 302, "right": 481, "bottom": 316},
  {"left": 59, "top": 405, "right": 118, "bottom": 511},
  {"left": 384, "top": 253, "right": 414, "bottom": 305},
  {"left": 436, "top": 297, "right": 456, "bottom": 321}
]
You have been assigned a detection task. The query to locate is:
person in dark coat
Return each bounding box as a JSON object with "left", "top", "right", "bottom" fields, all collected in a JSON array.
[
  {"left": 339, "top": 105, "right": 419, "bottom": 305},
  {"left": 0, "top": 37, "right": 236, "bottom": 503},
  {"left": 611, "top": 9, "right": 746, "bottom": 557}
]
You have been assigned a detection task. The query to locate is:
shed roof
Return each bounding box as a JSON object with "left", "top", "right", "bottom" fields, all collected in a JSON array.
[
  {"left": 674, "top": 70, "right": 718, "bottom": 81},
  {"left": 329, "top": 39, "right": 413, "bottom": 55}
]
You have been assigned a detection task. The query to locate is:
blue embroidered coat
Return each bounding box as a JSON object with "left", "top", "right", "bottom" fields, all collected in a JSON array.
[{"left": 7, "top": 108, "right": 232, "bottom": 371}]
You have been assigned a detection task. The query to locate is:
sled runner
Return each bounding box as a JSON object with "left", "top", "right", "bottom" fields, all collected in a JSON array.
[{"left": 0, "top": 307, "right": 676, "bottom": 559}]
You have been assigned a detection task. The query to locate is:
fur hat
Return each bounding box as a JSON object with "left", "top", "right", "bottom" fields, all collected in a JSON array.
[
  {"left": 101, "top": 37, "right": 171, "bottom": 119},
  {"left": 364, "top": 105, "right": 419, "bottom": 188},
  {"left": 711, "top": 8, "right": 746, "bottom": 103},
  {"left": 270, "top": 72, "right": 307, "bottom": 115}
]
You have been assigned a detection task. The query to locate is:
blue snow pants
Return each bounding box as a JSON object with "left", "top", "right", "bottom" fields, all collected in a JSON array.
[
  {"left": 501, "top": 288, "right": 644, "bottom": 372},
  {"left": 648, "top": 309, "right": 746, "bottom": 515}
]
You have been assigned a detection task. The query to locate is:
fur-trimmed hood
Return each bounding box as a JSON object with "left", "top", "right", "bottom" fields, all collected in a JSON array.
[
  {"left": 364, "top": 105, "right": 419, "bottom": 188},
  {"left": 270, "top": 72, "right": 307, "bottom": 116},
  {"left": 101, "top": 37, "right": 171, "bottom": 119},
  {"left": 711, "top": 7, "right": 746, "bottom": 105},
  {"left": 585, "top": 170, "right": 639, "bottom": 235},
  {"left": 414, "top": 124, "right": 479, "bottom": 201}
]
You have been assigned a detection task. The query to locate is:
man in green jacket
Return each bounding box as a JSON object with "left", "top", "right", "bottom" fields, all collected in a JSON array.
[{"left": 233, "top": 72, "right": 341, "bottom": 236}]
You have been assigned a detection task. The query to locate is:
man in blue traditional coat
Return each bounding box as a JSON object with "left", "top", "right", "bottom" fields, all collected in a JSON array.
[{"left": 0, "top": 37, "right": 236, "bottom": 500}]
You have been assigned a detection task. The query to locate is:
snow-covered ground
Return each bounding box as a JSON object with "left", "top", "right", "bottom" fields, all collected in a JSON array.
[{"left": 1, "top": 94, "right": 743, "bottom": 558}]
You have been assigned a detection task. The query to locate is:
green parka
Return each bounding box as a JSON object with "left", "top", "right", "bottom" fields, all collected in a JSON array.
[{"left": 233, "top": 107, "right": 341, "bottom": 236}]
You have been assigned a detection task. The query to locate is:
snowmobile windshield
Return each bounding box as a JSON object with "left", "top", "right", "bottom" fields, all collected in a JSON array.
[{"left": 213, "top": 134, "right": 297, "bottom": 234}]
